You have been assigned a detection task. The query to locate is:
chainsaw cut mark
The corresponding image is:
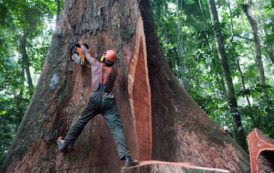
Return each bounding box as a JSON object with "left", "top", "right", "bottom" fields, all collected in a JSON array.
[{"left": 128, "top": 16, "right": 152, "bottom": 161}]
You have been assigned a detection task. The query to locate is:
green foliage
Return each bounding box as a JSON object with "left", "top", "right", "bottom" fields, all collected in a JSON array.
[
  {"left": 0, "top": 0, "right": 273, "bottom": 166},
  {"left": 0, "top": 0, "right": 59, "bottom": 166},
  {"left": 150, "top": 0, "right": 273, "bottom": 143}
]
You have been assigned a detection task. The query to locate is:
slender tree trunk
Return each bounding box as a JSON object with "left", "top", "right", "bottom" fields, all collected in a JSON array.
[
  {"left": 208, "top": 0, "right": 246, "bottom": 149},
  {"left": 199, "top": 0, "right": 224, "bottom": 99},
  {"left": 242, "top": 3, "right": 268, "bottom": 101},
  {"left": 236, "top": 59, "right": 257, "bottom": 126},
  {"left": 227, "top": 0, "right": 234, "bottom": 43},
  {"left": 176, "top": 0, "right": 181, "bottom": 61},
  {"left": 176, "top": 0, "right": 180, "bottom": 55},
  {"left": 155, "top": 1, "right": 162, "bottom": 23},
  {"left": 13, "top": 66, "right": 26, "bottom": 125},
  {"left": 235, "top": 59, "right": 251, "bottom": 108},
  {"left": 227, "top": 0, "right": 255, "bottom": 126},
  {"left": 56, "top": 0, "right": 60, "bottom": 25},
  {"left": 255, "top": 6, "right": 274, "bottom": 64},
  {"left": 198, "top": 0, "right": 206, "bottom": 22},
  {"left": 175, "top": 0, "right": 188, "bottom": 91},
  {"left": 198, "top": 0, "right": 212, "bottom": 52},
  {"left": 212, "top": 55, "right": 227, "bottom": 100},
  {"left": 219, "top": 73, "right": 228, "bottom": 99},
  {"left": 20, "top": 35, "right": 33, "bottom": 94},
  {"left": 265, "top": 45, "right": 274, "bottom": 64},
  {"left": 180, "top": 2, "right": 184, "bottom": 52},
  {"left": 263, "top": 17, "right": 274, "bottom": 64},
  {"left": 176, "top": 0, "right": 184, "bottom": 55}
]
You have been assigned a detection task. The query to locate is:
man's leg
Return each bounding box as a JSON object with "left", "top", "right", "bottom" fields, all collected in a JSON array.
[
  {"left": 58, "top": 94, "right": 98, "bottom": 151},
  {"left": 63, "top": 109, "right": 97, "bottom": 145},
  {"left": 102, "top": 112, "right": 129, "bottom": 159},
  {"left": 102, "top": 99, "right": 138, "bottom": 167}
]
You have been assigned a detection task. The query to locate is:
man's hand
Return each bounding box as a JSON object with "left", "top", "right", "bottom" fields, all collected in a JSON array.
[
  {"left": 80, "top": 44, "right": 98, "bottom": 65},
  {"left": 81, "top": 45, "right": 88, "bottom": 56}
]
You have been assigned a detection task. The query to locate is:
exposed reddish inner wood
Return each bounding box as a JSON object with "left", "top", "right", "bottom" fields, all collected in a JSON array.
[
  {"left": 247, "top": 128, "right": 274, "bottom": 173},
  {"left": 128, "top": 16, "right": 152, "bottom": 161},
  {"left": 132, "top": 38, "right": 151, "bottom": 161}
]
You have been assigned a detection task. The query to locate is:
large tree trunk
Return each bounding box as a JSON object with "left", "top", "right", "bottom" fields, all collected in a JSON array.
[
  {"left": 2, "top": 0, "right": 249, "bottom": 172},
  {"left": 242, "top": 3, "right": 268, "bottom": 101},
  {"left": 208, "top": 0, "right": 246, "bottom": 149}
]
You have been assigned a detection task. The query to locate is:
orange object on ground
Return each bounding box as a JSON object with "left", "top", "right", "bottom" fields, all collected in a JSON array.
[
  {"left": 247, "top": 128, "right": 274, "bottom": 173},
  {"left": 219, "top": 127, "right": 227, "bottom": 135}
]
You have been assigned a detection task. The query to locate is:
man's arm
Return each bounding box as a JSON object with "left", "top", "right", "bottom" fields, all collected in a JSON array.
[{"left": 81, "top": 45, "right": 99, "bottom": 66}]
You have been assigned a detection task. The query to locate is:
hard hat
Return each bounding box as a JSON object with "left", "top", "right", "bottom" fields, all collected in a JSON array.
[{"left": 102, "top": 50, "right": 116, "bottom": 64}]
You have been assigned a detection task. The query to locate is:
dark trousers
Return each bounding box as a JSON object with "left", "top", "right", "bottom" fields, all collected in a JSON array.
[{"left": 64, "top": 85, "right": 129, "bottom": 159}]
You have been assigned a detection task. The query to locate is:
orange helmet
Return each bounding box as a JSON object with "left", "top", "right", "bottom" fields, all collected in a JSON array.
[{"left": 104, "top": 50, "right": 117, "bottom": 63}]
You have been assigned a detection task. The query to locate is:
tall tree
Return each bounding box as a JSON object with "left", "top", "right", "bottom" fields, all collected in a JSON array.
[
  {"left": 208, "top": 0, "right": 246, "bottom": 149},
  {"left": 0, "top": 0, "right": 57, "bottom": 166},
  {"left": 1, "top": 0, "right": 249, "bottom": 172},
  {"left": 242, "top": 2, "right": 268, "bottom": 102},
  {"left": 10, "top": 0, "right": 56, "bottom": 94},
  {"left": 227, "top": 0, "right": 255, "bottom": 127}
]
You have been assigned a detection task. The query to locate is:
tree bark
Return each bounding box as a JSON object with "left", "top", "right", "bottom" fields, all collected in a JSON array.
[
  {"left": 2, "top": 0, "right": 249, "bottom": 172},
  {"left": 242, "top": 3, "right": 268, "bottom": 101},
  {"left": 208, "top": 0, "right": 246, "bottom": 149},
  {"left": 20, "top": 35, "right": 33, "bottom": 94}
]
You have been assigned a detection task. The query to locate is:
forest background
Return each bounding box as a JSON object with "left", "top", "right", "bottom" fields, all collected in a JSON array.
[{"left": 0, "top": 0, "right": 273, "bottom": 166}]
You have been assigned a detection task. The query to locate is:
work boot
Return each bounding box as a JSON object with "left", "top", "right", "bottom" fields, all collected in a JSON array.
[
  {"left": 57, "top": 137, "right": 70, "bottom": 152},
  {"left": 124, "top": 155, "right": 138, "bottom": 167}
]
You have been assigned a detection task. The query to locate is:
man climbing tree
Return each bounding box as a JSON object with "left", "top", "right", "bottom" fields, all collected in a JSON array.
[{"left": 57, "top": 45, "right": 138, "bottom": 167}]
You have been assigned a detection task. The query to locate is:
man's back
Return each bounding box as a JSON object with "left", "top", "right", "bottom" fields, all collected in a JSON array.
[{"left": 81, "top": 45, "right": 116, "bottom": 92}]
